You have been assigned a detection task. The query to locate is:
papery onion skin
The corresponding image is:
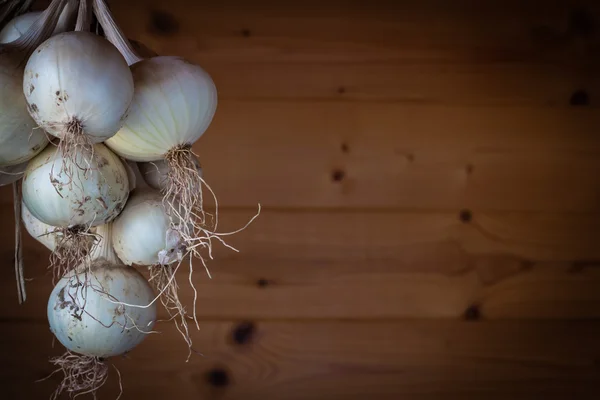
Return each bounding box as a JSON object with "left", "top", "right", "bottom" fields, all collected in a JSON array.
[
  {"left": 104, "top": 56, "right": 217, "bottom": 161},
  {"left": 23, "top": 31, "right": 134, "bottom": 142},
  {"left": 112, "top": 190, "right": 180, "bottom": 266},
  {"left": 0, "top": 56, "right": 49, "bottom": 167},
  {"left": 22, "top": 143, "right": 129, "bottom": 228},
  {"left": 47, "top": 260, "right": 157, "bottom": 357}
]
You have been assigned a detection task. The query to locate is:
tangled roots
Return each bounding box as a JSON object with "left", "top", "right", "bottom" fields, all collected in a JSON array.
[
  {"left": 163, "top": 145, "right": 207, "bottom": 238},
  {"left": 149, "top": 261, "right": 194, "bottom": 359},
  {"left": 49, "top": 226, "right": 98, "bottom": 283},
  {"left": 51, "top": 119, "right": 96, "bottom": 184},
  {"left": 43, "top": 351, "right": 120, "bottom": 400},
  {"left": 157, "top": 145, "right": 260, "bottom": 356}
]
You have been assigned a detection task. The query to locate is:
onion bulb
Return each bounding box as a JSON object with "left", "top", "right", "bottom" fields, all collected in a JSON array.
[
  {"left": 0, "top": 2, "right": 77, "bottom": 44},
  {"left": 112, "top": 190, "right": 186, "bottom": 266},
  {"left": 0, "top": 161, "right": 27, "bottom": 186},
  {"left": 0, "top": 0, "right": 77, "bottom": 167},
  {"left": 47, "top": 223, "right": 157, "bottom": 398},
  {"left": 0, "top": 53, "right": 49, "bottom": 166},
  {"left": 23, "top": 31, "right": 134, "bottom": 163},
  {"left": 22, "top": 200, "right": 97, "bottom": 281},
  {"left": 137, "top": 155, "right": 202, "bottom": 193},
  {"left": 22, "top": 142, "right": 129, "bottom": 228},
  {"left": 22, "top": 142, "right": 129, "bottom": 276}
]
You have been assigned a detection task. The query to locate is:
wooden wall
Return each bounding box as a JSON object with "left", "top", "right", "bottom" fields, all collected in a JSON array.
[{"left": 3, "top": 0, "right": 600, "bottom": 398}]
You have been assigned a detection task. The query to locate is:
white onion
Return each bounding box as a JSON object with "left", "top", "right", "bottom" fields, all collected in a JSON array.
[
  {"left": 112, "top": 189, "right": 185, "bottom": 266},
  {"left": 0, "top": 4, "right": 76, "bottom": 44},
  {"left": 137, "top": 156, "right": 202, "bottom": 192},
  {"left": 0, "top": 12, "right": 43, "bottom": 43},
  {"left": 0, "top": 160, "right": 28, "bottom": 186},
  {"left": 23, "top": 31, "right": 134, "bottom": 143},
  {"left": 22, "top": 200, "right": 98, "bottom": 252},
  {"left": 22, "top": 143, "right": 129, "bottom": 228},
  {"left": 104, "top": 56, "right": 217, "bottom": 161},
  {"left": 0, "top": 0, "right": 79, "bottom": 167},
  {"left": 47, "top": 223, "right": 157, "bottom": 358},
  {"left": 0, "top": 55, "right": 49, "bottom": 166},
  {"left": 22, "top": 200, "right": 59, "bottom": 251}
]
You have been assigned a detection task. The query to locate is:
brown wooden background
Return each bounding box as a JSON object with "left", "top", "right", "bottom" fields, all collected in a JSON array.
[{"left": 2, "top": 0, "right": 600, "bottom": 398}]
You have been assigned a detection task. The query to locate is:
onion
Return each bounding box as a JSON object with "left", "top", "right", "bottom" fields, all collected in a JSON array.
[
  {"left": 0, "top": 0, "right": 74, "bottom": 167},
  {"left": 0, "top": 2, "right": 77, "bottom": 44},
  {"left": 137, "top": 155, "right": 202, "bottom": 193},
  {"left": 22, "top": 30, "right": 134, "bottom": 163},
  {"left": 22, "top": 142, "right": 129, "bottom": 276},
  {"left": 103, "top": 56, "right": 217, "bottom": 162},
  {"left": 22, "top": 200, "right": 97, "bottom": 281},
  {"left": 0, "top": 55, "right": 49, "bottom": 166},
  {"left": 22, "top": 200, "right": 60, "bottom": 252},
  {"left": 22, "top": 142, "right": 129, "bottom": 228},
  {"left": 0, "top": 160, "right": 27, "bottom": 186},
  {"left": 112, "top": 189, "right": 186, "bottom": 267},
  {"left": 47, "top": 223, "right": 157, "bottom": 398}
]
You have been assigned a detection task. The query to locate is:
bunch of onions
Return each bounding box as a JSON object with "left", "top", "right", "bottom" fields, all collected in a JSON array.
[
  {"left": 94, "top": 0, "right": 219, "bottom": 243},
  {"left": 46, "top": 223, "right": 157, "bottom": 398},
  {"left": 0, "top": 0, "right": 259, "bottom": 395},
  {"left": 91, "top": 0, "right": 260, "bottom": 354}
]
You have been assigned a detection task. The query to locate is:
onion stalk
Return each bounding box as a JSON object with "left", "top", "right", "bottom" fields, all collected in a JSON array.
[{"left": 45, "top": 223, "right": 157, "bottom": 398}]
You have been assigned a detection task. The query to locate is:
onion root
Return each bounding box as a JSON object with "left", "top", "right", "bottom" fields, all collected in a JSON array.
[{"left": 42, "top": 351, "right": 120, "bottom": 400}]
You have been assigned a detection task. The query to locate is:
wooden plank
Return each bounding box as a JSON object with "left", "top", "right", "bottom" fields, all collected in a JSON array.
[
  {"left": 4, "top": 207, "right": 600, "bottom": 320},
  {"left": 2, "top": 320, "right": 600, "bottom": 399},
  {"left": 106, "top": 0, "right": 600, "bottom": 64},
  {"left": 188, "top": 62, "right": 600, "bottom": 106},
  {"left": 199, "top": 103, "right": 600, "bottom": 211}
]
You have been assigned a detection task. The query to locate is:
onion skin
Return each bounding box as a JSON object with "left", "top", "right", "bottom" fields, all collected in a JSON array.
[
  {"left": 105, "top": 56, "right": 217, "bottom": 161},
  {"left": 112, "top": 189, "right": 182, "bottom": 266},
  {"left": 0, "top": 56, "right": 49, "bottom": 166},
  {"left": 22, "top": 143, "right": 129, "bottom": 228},
  {"left": 23, "top": 31, "right": 134, "bottom": 142},
  {"left": 47, "top": 259, "right": 157, "bottom": 357}
]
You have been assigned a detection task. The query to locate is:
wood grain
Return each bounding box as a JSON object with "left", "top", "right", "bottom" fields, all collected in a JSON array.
[
  {"left": 109, "top": 0, "right": 600, "bottom": 64},
  {"left": 2, "top": 320, "right": 600, "bottom": 399}
]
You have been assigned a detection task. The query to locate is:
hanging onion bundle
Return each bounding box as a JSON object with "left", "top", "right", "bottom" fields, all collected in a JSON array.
[
  {"left": 46, "top": 223, "right": 157, "bottom": 398},
  {"left": 0, "top": 0, "right": 260, "bottom": 394},
  {"left": 92, "top": 0, "right": 221, "bottom": 251},
  {"left": 22, "top": 142, "right": 129, "bottom": 277}
]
